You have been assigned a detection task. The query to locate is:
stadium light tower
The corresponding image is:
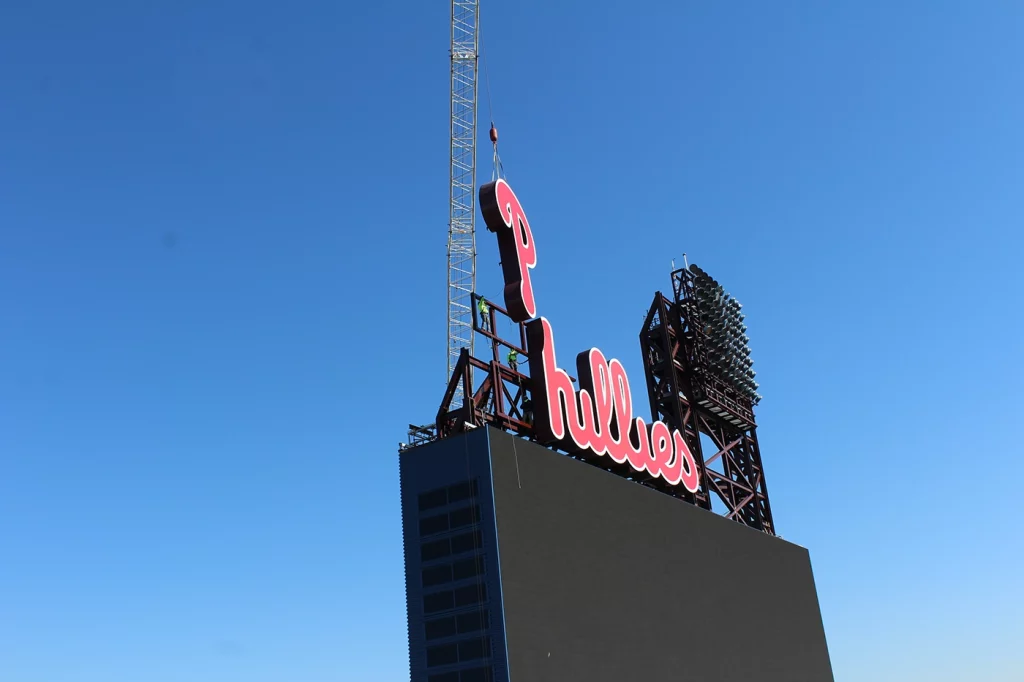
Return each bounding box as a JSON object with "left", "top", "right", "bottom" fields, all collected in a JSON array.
[{"left": 639, "top": 262, "right": 776, "bottom": 534}]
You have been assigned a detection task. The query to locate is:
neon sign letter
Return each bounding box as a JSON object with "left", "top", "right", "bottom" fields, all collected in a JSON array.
[{"left": 479, "top": 179, "right": 537, "bottom": 323}]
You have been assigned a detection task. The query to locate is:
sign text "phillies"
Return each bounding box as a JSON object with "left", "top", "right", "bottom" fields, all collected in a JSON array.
[{"left": 479, "top": 179, "right": 700, "bottom": 492}]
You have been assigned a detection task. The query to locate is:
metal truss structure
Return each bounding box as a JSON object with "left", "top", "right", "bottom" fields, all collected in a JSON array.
[
  {"left": 405, "top": 424, "right": 438, "bottom": 448},
  {"left": 639, "top": 266, "right": 776, "bottom": 534},
  {"left": 447, "top": 0, "right": 480, "bottom": 405},
  {"left": 434, "top": 296, "right": 719, "bottom": 515},
  {"left": 429, "top": 269, "right": 776, "bottom": 535},
  {"left": 437, "top": 294, "right": 532, "bottom": 439}
]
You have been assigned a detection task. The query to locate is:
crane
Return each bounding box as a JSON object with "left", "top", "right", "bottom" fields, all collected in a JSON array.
[{"left": 447, "top": 0, "right": 480, "bottom": 406}]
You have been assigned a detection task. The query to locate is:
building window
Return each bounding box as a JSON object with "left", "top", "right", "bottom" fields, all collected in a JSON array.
[
  {"left": 422, "top": 530, "right": 484, "bottom": 563},
  {"left": 425, "top": 609, "right": 490, "bottom": 641},
  {"left": 454, "top": 583, "right": 486, "bottom": 608},
  {"left": 423, "top": 556, "right": 485, "bottom": 590},
  {"left": 457, "top": 636, "right": 490, "bottom": 662},
  {"left": 448, "top": 504, "right": 481, "bottom": 531},
  {"left": 459, "top": 666, "right": 494, "bottom": 682},
  {"left": 420, "top": 513, "right": 450, "bottom": 537},
  {"left": 423, "top": 591, "right": 455, "bottom": 614},
  {"left": 422, "top": 538, "right": 452, "bottom": 562},
  {"left": 450, "top": 530, "right": 483, "bottom": 555},
  {"left": 422, "top": 564, "right": 454, "bottom": 588},
  {"left": 456, "top": 611, "right": 489, "bottom": 634},
  {"left": 426, "top": 643, "right": 459, "bottom": 668},
  {"left": 425, "top": 616, "right": 458, "bottom": 641},
  {"left": 424, "top": 582, "right": 486, "bottom": 615},
  {"left": 418, "top": 480, "right": 479, "bottom": 513},
  {"left": 452, "top": 556, "right": 485, "bottom": 581},
  {"left": 427, "top": 673, "right": 460, "bottom": 682},
  {"left": 427, "top": 638, "right": 492, "bottom": 668},
  {"left": 419, "top": 487, "right": 449, "bottom": 512},
  {"left": 420, "top": 505, "right": 481, "bottom": 539}
]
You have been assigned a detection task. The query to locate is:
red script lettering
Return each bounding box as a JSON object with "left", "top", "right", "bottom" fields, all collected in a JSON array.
[
  {"left": 479, "top": 179, "right": 537, "bottom": 323},
  {"left": 526, "top": 317, "right": 700, "bottom": 492}
]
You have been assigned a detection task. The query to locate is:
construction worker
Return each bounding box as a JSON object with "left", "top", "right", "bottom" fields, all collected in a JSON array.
[
  {"left": 477, "top": 296, "right": 490, "bottom": 331},
  {"left": 521, "top": 394, "right": 533, "bottom": 427},
  {"left": 507, "top": 348, "right": 519, "bottom": 372}
]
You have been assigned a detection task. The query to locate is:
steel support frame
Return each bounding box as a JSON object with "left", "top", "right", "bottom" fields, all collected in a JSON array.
[
  {"left": 437, "top": 295, "right": 532, "bottom": 439},
  {"left": 639, "top": 294, "right": 713, "bottom": 511},
  {"left": 696, "top": 413, "right": 773, "bottom": 531},
  {"left": 447, "top": 0, "right": 480, "bottom": 406},
  {"left": 640, "top": 269, "right": 776, "bottom": 534},
  {"left": 438, "top": 297, "right": 708, "bottom": 506},
  {"left": 434, "top": 275, "right": 775, "bottom": 533}
]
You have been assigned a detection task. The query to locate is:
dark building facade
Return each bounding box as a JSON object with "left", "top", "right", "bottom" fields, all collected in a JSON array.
[{"left": 398, "top": 426, "right": 834, "bottom": 682}]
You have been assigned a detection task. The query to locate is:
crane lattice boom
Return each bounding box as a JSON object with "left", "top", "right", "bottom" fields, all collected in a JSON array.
[
  {"left": 447, "top": 0, "right": 479, "bottom": 405},
  {"left": 447, "top": 0, "right": 480, "bottom": 405}
]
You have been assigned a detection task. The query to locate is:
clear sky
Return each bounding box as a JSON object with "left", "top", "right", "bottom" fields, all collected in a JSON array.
[{"left": 1, "top": 2, "right": 1022, "bottom": 681}]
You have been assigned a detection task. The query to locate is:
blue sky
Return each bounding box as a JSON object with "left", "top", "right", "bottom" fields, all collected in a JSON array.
[{"left": 1, "top": 1, "right": 1022, "bottom": 680}]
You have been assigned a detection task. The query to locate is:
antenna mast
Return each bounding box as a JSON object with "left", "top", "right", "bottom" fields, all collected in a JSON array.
[{"left": 447, "top": 0, "right": 480, "bottom": 404}]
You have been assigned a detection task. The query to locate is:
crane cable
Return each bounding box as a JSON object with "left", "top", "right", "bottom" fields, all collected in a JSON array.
[
  {"left": 480, "top": 21, "right": 525, "bottom": 434},
  {"left": 481, "top": 49, "right": 505, "bottom": 181}
]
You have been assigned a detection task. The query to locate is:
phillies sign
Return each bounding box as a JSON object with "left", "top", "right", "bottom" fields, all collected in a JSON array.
[{"left": 479, "top": 179, "right": 700, "bottom": 493}]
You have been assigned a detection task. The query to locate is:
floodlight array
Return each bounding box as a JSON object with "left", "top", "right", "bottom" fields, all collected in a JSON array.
[{"left": 688, "top": 264, "right": 762, "bottom": 404}]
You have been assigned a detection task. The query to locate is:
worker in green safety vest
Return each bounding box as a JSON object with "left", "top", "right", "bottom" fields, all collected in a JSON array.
[
  {"left": 477, "top": 297, "right": 490, "bottom": 331},
  {"left": 507, "top": 348, "right": 519, "bottom": 372}
]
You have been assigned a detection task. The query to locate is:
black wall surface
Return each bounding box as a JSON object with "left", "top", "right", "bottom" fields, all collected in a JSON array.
[
  {"left": 487, "top": 428, "right": 834, "bottom": 682},
  {"left": 399, "top": 428, "right": 510, "bottom": 682}
]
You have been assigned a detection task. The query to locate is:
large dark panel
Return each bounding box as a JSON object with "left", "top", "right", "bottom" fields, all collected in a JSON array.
[
  {"left": 487, "top": 428, "right": 834, "bottom": 682},
  {"left": 399, "top": 428, "right": 510, "bottom": 682}
]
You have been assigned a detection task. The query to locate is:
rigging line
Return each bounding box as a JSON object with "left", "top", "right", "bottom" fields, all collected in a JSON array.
[
  {"left": 480, "top": 31, "right": 505, "bottom": 181},
  {"left": 511, "top": 434, "right": 522, "bottom": 489},
  {"left": 480, "top": 42, "right": 495, "bottom": 131}
]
